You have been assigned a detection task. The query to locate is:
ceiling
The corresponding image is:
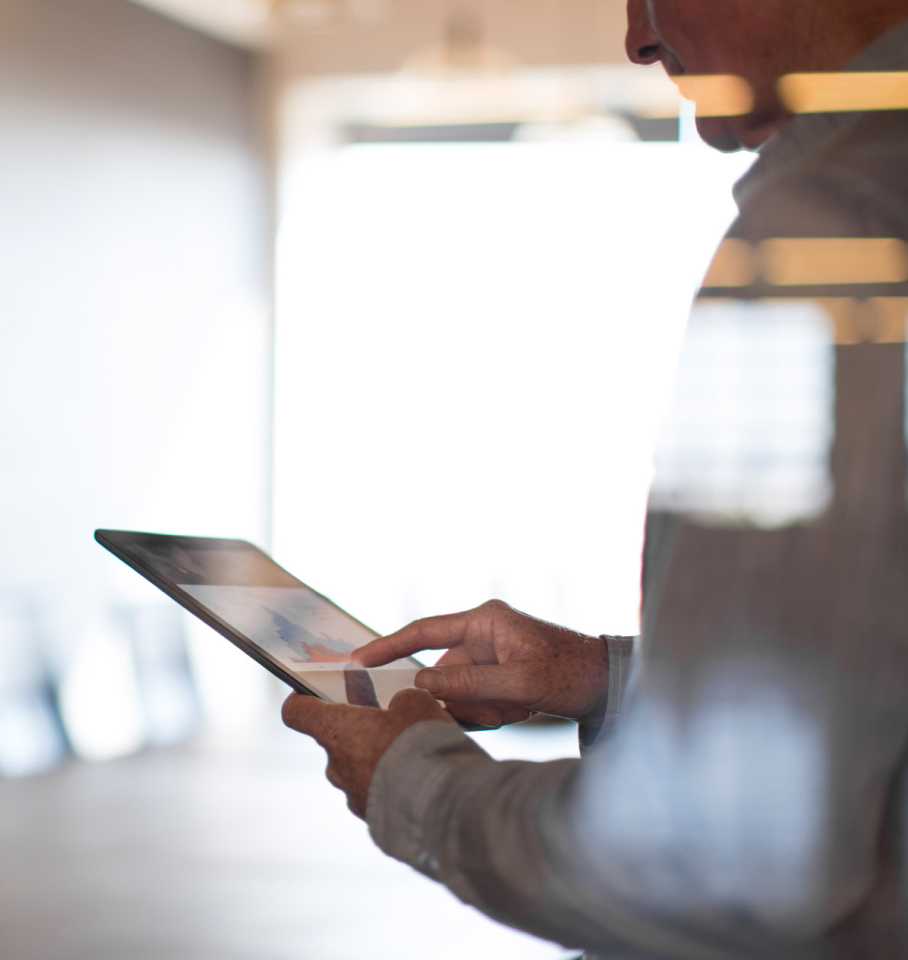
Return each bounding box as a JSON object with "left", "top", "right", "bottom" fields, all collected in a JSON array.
[
  {"left": 127, "top": 0, "right": 272, "bottom": 47},
  {"left": 127, "top": 0, "right": 632, "bottom": 72}
]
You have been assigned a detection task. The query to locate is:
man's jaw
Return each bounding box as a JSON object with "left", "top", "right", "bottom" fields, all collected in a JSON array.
[
  {"left": 709, "top": 103, "right": 792, "bottom": 152},
  {"left": 695, "top": 115, "right": 747, "bottom": 153}
]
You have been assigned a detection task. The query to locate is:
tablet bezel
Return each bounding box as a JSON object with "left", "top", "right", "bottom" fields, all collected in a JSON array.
[{"left": 94, "top": 529, "right": 418, "bottom": 700}]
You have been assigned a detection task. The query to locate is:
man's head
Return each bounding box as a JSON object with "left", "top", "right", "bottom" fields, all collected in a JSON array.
[{"left": 626, "top": 0, "right": 908, "bottom": 151}]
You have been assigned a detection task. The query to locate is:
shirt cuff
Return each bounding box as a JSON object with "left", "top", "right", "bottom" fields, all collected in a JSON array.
[
  {"left": 578, "top": 635, "right": 639, "bottom": 752},
  {"left": 366, "top": 720, "right": 491, "bottom": 876}
]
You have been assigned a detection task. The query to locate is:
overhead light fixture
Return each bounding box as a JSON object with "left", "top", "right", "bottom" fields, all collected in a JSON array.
[
  {"left": 266, "top": 0, "right": 392, "bottom": 30},
  {"left": 403, "top": 10, "right": 518, "bottom": 76}
]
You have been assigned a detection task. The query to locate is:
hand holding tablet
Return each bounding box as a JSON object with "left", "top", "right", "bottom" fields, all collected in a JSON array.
[{"left": 280, "top": 686, "right": 454, "bottom": 817}]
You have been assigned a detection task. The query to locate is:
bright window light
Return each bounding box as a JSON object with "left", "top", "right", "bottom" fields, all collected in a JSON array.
[{"left": 275, "top": 141, "right": 752, "bottom": 642}]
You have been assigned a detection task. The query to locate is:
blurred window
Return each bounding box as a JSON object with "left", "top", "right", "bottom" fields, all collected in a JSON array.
[
  {"left": 651, "top": 300, "right": 835, "bottom": 526},
  {"left": 275, "top": 120, "right": 753, "bottom": 638}
]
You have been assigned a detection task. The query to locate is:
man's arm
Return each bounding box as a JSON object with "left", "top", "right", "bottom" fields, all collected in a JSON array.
[
  {"left": 359, "top": 629, "right": 900, "bottom": 957},
  {"left": 285, "top": 630, "right": 899, "bottom": 957}
]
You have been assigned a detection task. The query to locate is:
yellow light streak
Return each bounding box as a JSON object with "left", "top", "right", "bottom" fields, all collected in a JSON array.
[
  {"left": 702, "top": 239, "right": 757, "bottom": 288},
  {"left": 778, "top": 71, "right": 908, "bottom": 114},
  {"left": 674, "top": 74, "right": 754, "bottom": 117},
  {"left": 820, "top": 297, "right": 908, "bottom": 344},
  {"left": 760, "top": 238, "right": 908, "bottom": 287},
  {"left": 870, "top": 296, "right": 908, "bottom": 342}
]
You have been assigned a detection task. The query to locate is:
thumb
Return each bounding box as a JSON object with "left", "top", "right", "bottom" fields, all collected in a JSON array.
[
  {"left": 282, "top": 692, "right": 332, "bottom": 735},
  {"left": 415, "top": 662, "right": 529, "bottom": 704}
]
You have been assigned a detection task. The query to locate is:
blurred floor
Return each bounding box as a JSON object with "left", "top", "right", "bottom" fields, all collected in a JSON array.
[{"left": 0, "top": 717, "right": 578, "bottom": 960}]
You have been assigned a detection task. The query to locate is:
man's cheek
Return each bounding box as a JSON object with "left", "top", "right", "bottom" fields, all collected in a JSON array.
[{"left": 645, "top": 0, "right": 688, "bottom": 43}]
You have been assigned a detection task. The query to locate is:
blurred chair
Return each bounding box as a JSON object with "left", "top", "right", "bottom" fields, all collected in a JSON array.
[{"left": 0, "top": 590, "right": 68, "bottom": 777}]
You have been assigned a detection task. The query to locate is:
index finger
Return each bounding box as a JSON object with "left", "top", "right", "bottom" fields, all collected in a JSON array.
[{"left": 353, "top": 613, "right": 474, "bottom": 667}]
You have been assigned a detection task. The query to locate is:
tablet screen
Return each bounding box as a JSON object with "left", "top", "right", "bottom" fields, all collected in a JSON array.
[{"left": 97, "top": 531, "right": 421, "bottom": 708}]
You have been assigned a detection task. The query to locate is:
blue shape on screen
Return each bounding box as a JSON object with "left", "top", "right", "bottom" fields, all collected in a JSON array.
[{"left": 265, "top": 607, "right": 354, "bottom": 662}]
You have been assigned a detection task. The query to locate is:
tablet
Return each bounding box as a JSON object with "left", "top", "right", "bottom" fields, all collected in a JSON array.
[{"left": 95, "top": 529, "right": 422, "bottom": 709}]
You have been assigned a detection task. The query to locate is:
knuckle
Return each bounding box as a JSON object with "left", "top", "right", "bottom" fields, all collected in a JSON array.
[
  {"left": 445, "top": 669, "right": 476, "bottom": 698},
  {"left": 483, "top": 598, "right": 513, "bottom": 617}
]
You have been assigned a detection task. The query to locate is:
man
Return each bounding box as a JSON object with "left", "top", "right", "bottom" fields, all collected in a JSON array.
[{"left": 284, "top": 1, "right": 908, "bottom": 955}]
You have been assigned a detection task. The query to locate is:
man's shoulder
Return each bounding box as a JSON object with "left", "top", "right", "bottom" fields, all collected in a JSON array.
[{"left": 733, "top": 110, "right": 908, "bottom": 244}]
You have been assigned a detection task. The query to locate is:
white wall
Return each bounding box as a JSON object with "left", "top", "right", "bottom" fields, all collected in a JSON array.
[{"left": 0, "top": 0, "right": 271, "bottom": 770}]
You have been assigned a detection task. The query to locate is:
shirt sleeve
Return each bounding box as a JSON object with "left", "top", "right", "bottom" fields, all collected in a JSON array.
[
  {"left": 366, "top": 618, "right": 907, "bottom": 957},
  {"left": 366, "top": 720, "right": 596, "bottom": 951},
  {"left": 578, "top": 634, "right": 639, "bottom": 752}
]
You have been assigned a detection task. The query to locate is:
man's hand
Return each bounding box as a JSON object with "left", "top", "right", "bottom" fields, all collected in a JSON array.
[
  {"left": 353, "top": 600, "right": 609, "bottom": 729},
  {"left": 281, "top": 688, "right": 454, "bottom": 818}
]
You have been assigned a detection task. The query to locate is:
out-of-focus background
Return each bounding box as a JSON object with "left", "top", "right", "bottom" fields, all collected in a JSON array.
[{"left": 0, "top": 1, "right": 753, "bottom": 957}]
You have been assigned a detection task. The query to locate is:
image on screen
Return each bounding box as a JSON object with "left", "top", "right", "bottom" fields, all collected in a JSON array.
[
  {"left": 179, "top": 584, "right": 369, "bottom": 669},
  {"left": 178, "top": 582, "right": 419, "bottom": 707}
]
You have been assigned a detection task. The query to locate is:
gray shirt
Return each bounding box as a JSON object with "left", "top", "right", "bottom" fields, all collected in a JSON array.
[{"left": 366, "top": 19, "right": 908, "bottom": 959}]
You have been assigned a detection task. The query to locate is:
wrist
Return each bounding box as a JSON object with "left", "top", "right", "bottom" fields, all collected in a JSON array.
[
  {"left": 574, "top": 634, "right": 610, "bottom": 725},
  {"left": 578, "top": 634, "right": 637, "bottom": 750}
]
